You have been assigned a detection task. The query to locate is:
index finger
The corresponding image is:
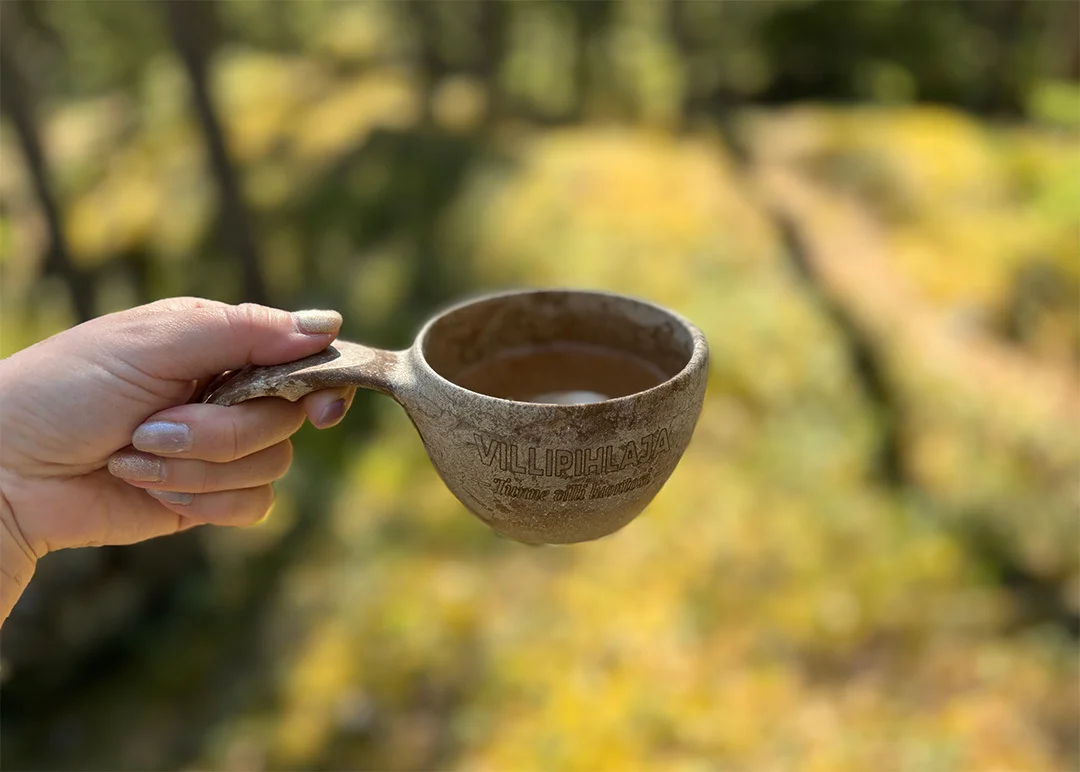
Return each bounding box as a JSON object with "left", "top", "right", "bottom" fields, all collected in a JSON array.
[{"left": 130, "top": 398, "right": 305, "bottom": 462}]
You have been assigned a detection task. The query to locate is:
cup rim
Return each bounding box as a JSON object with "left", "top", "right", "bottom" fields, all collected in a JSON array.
[{"left": 411, "top": 287, "right": 708, "bottom": 409}]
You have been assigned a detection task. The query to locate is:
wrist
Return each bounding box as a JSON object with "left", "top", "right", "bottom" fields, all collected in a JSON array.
[{"left": 1, "top": 481, "right": 37, "bottom": 625}]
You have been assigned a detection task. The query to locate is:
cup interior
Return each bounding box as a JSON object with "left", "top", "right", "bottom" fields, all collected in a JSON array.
[{"left": 420, "top": 290, "right": 696, "bottom": 403}]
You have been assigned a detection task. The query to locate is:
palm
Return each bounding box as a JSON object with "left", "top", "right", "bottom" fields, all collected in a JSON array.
[{"left": 2, "top": 345, "right": 200, "bottom": 551}]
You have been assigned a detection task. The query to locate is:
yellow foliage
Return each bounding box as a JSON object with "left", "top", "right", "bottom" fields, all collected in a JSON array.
[
  {"left": 2, "top": 53, "right": 1075, "bottom": 768},
  {"left": 290, "top": 70, "right": 421, "bottom": 163},
  {"left": 784, "top": 106, "right": 1079, "bottom": 343},
  {"left": 313, "top": 2, "right": 404, "bottom": 65},
  {"left": 213, "top": 50, "right": 325, "bottom": 163}
]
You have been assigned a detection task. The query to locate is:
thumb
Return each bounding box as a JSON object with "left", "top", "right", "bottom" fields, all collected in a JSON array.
[{"left": 91, "top": 298, "right": 343, "bottom": 382}]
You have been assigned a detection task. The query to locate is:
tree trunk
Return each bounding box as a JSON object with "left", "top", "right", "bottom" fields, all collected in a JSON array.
[
  {"left": 162, "top": 0, "right": 270, "bottom": 305},
  {"left": 0, "top": 9, "right": 95, "bottom": 322}
]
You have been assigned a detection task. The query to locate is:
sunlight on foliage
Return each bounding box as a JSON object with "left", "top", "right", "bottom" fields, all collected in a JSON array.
[{"left": 184, "top": 123, "right": 1079, "bottom": 771}]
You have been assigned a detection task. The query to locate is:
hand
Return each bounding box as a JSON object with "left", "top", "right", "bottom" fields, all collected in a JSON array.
[{"left": 0, "top": 298, "right": 356, "bottom": 623}]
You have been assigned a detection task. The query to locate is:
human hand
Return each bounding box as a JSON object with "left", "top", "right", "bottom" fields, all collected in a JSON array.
[{"left": 0, "top": 298, "right": 355, "bottom": 623}]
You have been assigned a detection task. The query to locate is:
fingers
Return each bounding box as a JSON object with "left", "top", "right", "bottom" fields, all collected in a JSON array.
[
  {"left": 127, "top": 386, "right": 355, "bottom": 468},
  {"left": 106, "top": 368, "right": 355, "bottom": 534},
  {"left": 109, "top": 441, "right": 292, "bottom": 494},
  {"left": 92, "top": 298, "right": 343, "bottom": 382},
  {"left": 131, "top": 398, "right": 305, "bottom": 462},
  {"left": 146, "top": 485, "right": 276, "bottom": 527},
  {"left": 300, "top": 386, "right": 356, "bottom": 429},
  {"left": 107, "top": 442, "right": 280, "bottom": 527}
]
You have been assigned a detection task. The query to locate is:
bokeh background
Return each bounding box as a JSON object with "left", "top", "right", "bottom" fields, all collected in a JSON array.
[{"left": 1, "top": 1, "right": 1078, "bottom": 770}]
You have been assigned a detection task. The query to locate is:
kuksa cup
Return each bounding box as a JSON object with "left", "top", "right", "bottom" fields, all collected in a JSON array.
[{"left": 205, "top": 289, "right": 709, "bottom": 544}]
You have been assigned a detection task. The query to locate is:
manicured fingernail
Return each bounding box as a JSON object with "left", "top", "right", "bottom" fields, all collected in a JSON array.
[
  {"left": 147, "top": 489, "right": 194, "bottom": 506},
  {"left": 133, "top": 421, "right": 192, "bottom": 453},
  {"left": 108, "top": 452, "right": 164, "bottom": 482},
  {"left": 292, "top": 309, "right": 341, "bottom": 335},
  {"left": 317, "top": 398, "right": 347, "bottom": 428}
]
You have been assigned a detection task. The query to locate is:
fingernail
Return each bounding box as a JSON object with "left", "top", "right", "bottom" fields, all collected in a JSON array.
[
  {"left": 147, "top": 489, "right": 194, "bottom": 506},
  {"left": 133, "top": 421, "right": 192, "bottom": 453},
  {"left": 293, "top": 309, "right": 341, "bottom": 335},
  {"left": 108, "top": 452, "right": 164, "bottom": 482},
  {"left": 317, "top": 398, "right": 347, "bottom": 428}
]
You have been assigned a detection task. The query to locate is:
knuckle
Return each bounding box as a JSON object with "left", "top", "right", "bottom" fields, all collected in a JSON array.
[
  {"left": 227, "top": 303, "right": 262, "bottom": 337},
  {"left": 150, "top": 296, "right": 221, "bottom": 317},
  {"left": 286, "top": 402, "right": 307, "bottom": 433},
  {"left": 235, "top": 487, "right": 274, "bottom": 526},
  {"left": 199, "top": 424, "right": 238, "bottom": 463},
  {"left": 195, "top": 461, "right": 214, "bottom": 494},
  {"left": 225, "top": 414, "right": 242, "bottom": 461},
  {"left": 272, "top": 441, "right": 294, "bottom": 479},
  {"left": 227, "top": 303, "right": 283, "bottom": 338}
]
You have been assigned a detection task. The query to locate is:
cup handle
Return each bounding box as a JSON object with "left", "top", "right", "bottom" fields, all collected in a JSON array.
[{"left": 201, "top": 340, "right": 408, "bottom": 406}]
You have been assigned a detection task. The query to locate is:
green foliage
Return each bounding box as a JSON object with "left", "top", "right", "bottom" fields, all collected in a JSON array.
[{"left": 1027, "top": 80, "right": 1080, "bottom": 130}]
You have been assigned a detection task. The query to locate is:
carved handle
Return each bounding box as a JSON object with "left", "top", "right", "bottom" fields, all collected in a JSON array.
[{"left": 203, "top": 341, "right": 406, "bottom": 406}]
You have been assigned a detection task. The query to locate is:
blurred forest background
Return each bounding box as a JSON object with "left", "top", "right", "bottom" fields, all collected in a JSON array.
[{"left": 1, "top": 1, "right": 1078, "bottom": 770}]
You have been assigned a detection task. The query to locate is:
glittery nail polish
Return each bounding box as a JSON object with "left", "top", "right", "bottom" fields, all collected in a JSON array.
[
  {"left": 292, "top": 309, "right": 341, "bottom": 335},
  {"left": 108, "top": 452, "right": 164, "bottom": 482},
  {"left": 133, "top": 421, "right": 192, "bottom": 453}
]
